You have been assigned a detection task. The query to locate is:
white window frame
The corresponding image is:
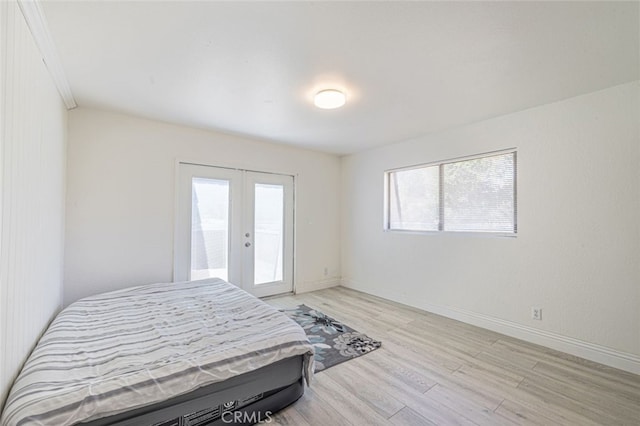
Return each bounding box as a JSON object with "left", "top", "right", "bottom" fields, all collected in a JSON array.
[{"left": 384, "top": 149, "right": 517, "bottom": 237}]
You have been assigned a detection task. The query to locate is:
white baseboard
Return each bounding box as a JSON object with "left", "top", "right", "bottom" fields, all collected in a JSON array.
[
  {"left": 295, "top": 278, "right": 340, "bottom": 294},
  {"left": 341, "top": 279, "right": 640, "bottom": 375}
]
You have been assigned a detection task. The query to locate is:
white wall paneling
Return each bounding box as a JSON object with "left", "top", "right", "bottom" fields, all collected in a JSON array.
[
  {"left": 341, "top": 82, "right": 640, "bottom": 374},
  {"left": 0, "top": 0, "right": 67, "bottom": 408}
]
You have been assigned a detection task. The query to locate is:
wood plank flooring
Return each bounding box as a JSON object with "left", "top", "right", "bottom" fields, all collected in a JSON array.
[{"left": 265, "top": 286, "right": 640, "bottom": 425}]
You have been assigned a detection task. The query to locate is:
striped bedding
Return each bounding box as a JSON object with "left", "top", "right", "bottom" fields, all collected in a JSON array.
[{"left": 0, "top": 278, "right": 314, "bottom": 426}]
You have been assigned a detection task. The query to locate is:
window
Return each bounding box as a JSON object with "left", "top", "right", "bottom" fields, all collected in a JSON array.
[{"left": 385, "top": 150, "right": 516, "bottom": 234}]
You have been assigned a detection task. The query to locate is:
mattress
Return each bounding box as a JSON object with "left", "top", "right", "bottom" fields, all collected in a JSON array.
[
  {"left": 87, "top": 356, "right": 305, "bottom": 426},
  {"left": 0, "top": 278, "right": 314, "bottom": 426}
]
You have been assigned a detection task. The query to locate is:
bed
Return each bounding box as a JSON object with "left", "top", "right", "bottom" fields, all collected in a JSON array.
[{"left": 0, "top": 278, "right": 314, "bottom": 426}]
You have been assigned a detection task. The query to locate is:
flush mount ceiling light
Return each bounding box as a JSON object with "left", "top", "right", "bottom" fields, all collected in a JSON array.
[{"left": 314, "top": 89, "right": 346, "bottom": 109}]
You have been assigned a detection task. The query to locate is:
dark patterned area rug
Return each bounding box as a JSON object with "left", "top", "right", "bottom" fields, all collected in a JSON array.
[{"left": 283, "top": 304, "right": 381, "bottom": 372}]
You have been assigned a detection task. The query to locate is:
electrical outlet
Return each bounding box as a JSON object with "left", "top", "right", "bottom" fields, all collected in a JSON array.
[
  {"left": 531, "top": 307, "right": 542, "bottom": 321},
  {"left": 323, "top": 267, "right": 328, "bottom": 277}
]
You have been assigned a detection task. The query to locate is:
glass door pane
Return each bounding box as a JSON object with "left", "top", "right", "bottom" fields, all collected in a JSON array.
[
  {"left": 243, "top": 171, "right": 293, "bottom": 297},
  {"left": 191, "top": 177, "right": 229, "bottom": 280},
  {"left": 253, "top": 183, "right": 284, "bottom": 285},
  {"left": 176, "top": 163, "right": 293, "bottom": 297}
]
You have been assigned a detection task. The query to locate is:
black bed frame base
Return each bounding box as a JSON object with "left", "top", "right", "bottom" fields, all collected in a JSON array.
[
  {"left": 206, "top": 378, "right": 303, "bottom": 426},
  {"left": 81, "top": 356, "right": 305, "bottom": 426}
]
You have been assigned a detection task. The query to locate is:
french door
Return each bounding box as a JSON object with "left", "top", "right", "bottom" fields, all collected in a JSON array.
[{"left": 175, "top": 163, "right": 294, "bottom": 297}]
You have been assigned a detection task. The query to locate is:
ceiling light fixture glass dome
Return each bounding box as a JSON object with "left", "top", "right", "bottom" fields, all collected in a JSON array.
[{"left": 314, "top": 89, "right": 346, "bottom": 109}]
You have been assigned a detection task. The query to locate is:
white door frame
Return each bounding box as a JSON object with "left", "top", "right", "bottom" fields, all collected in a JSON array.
[
  {"left": 174, "top": 161, "right": 295, "bottom": 297},
  {"left": 243, "top": 170, "right": 294, "bottom": 297}
]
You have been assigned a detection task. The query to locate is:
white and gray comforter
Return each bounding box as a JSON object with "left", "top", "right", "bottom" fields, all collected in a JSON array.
[{"left": 0, "top": 278, "right": 314, "bottom": 426}]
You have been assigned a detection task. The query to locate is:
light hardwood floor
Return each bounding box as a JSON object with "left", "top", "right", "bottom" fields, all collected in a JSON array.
[{"left": 265, "top": 286, "right": 640, "bottom": 426}]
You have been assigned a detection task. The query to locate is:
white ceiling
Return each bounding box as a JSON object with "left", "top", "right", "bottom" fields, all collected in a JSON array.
[{"left": 41, "top": 1, "right": 639, "bottom": 155}]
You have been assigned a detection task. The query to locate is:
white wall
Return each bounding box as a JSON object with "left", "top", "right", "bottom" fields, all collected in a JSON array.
[
  {"left": 341, "top": 82, "right": 640, "bottom": 373},
  {"left": 0, "top": 1, "right": 67, "bottom": 408},
  {"left": 64, "top": 108, "right": 341, "bottom": 305}
]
